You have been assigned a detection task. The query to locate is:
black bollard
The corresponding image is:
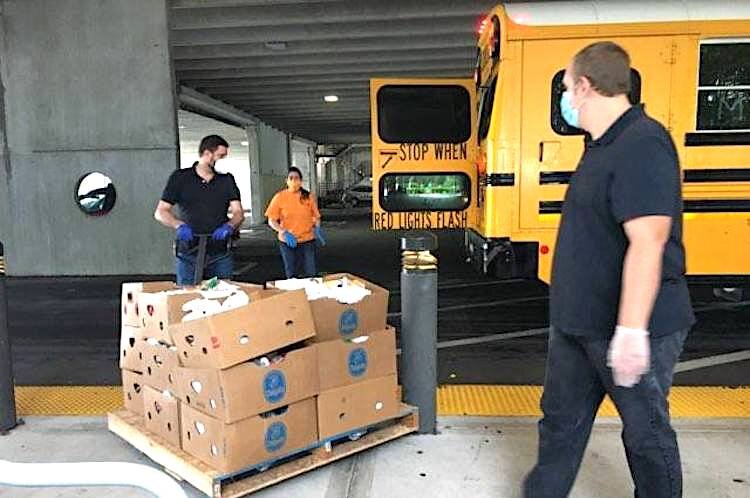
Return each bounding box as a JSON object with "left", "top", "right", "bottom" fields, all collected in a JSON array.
[
  {"left": 0, "top": 242, "right": 18, "bottom": 433},
  {"left": 399, "top": 231, "right": 438, "bottom": 434}
]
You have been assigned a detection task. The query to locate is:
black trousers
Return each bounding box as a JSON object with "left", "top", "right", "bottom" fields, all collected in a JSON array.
[{"left": 523, "top": 326, "right": 688, "bottom": 498}]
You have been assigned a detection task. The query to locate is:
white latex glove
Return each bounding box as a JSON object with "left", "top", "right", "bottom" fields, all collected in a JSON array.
[{"left": 607, "top": 326, "right": 651, "bottom": 388}]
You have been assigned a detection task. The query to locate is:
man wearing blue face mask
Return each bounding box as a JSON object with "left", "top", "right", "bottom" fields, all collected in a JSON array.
[{"left": 523, "top": 42, "right": 694, "bottom": 498}]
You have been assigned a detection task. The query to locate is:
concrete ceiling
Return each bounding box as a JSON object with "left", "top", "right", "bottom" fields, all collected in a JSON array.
[{"left": 170, "top": 0, "right": 498, "bottom": 144}]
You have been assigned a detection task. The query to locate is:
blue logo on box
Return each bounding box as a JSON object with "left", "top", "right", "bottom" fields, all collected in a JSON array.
[
  {"left": 264, "top": 422, "right": 287, "bottom": 453},
  {"left": 348, "top": 348, "right": 368, "bottom": 378},
  {"left": 263, "top": 370, "right": 287, "bottom": 404},
  {"left": 339, "top": 309, "right": 359, "bottom": 336}
]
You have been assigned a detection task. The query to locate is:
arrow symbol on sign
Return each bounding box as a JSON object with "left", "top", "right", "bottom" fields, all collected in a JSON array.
[{"left": 380, "top": 150, "right": 397, "bottom": 169}]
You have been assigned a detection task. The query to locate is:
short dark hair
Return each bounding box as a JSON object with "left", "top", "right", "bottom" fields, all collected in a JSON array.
[
  {"left": 572, "top": 42, "right": 631, "bottom": 97},
  {"left": 198, "top": 135, "right": 229, "bottom": 155}
]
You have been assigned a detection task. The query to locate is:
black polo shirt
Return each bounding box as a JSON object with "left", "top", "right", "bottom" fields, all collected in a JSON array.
[
  {"left": 549, "top": 105, "right": 695, "bottom": 338},
  {"left": 161, "top": 166, "right": 240, "bottom": 254}
]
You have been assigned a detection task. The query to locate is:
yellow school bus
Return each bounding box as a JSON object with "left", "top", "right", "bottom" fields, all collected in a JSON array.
[{"left": 370, "top": 0, "right": 750, "bottom": 284}]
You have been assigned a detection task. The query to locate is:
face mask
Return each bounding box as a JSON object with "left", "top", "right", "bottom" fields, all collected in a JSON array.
[
  {"left": 287, "top": 178, "right": 301, "bottom": 191},
  {"left": 560, "top": 90, "right": 580, "bottom": 128}
]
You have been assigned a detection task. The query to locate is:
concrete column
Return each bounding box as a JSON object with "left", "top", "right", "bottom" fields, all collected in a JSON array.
[
  {"left": 254, "top": 123, "right": 292, "bottom": 219},
  {"left": 246, "top": 124, "right": 263, "bottom": 226},
  {"left": 0, "top": 0, "right": 177, "bottom": 275},
  {"left": 290, "top": 137, "right": 317, "bottom": 193},
  {"left": 308, "top": 146, "right": 318, "bottom": 196}
]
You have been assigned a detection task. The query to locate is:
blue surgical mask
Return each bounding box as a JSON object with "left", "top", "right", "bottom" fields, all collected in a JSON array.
[{"left": 560, "top": 91, "right": 580, "bottom": 128}]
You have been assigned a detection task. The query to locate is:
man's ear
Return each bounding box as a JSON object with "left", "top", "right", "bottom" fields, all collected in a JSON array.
[{"left": 577, "top": 75, "right": 594, "bottom": 95}]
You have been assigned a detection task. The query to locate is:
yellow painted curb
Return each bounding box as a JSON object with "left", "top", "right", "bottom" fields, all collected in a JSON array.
[{"left": 14, "top": 385, "right": 750, "bottom": 418}]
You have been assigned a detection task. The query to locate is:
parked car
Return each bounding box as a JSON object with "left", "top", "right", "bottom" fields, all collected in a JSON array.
[
  {"left": 341, "top": 183, "right": 372, "bottom": 207},
  {"left": 318, "top": 188, "right": 345, "bottom": 208}
]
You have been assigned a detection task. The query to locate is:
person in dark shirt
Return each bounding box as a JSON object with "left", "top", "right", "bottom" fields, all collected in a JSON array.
[
  {"left": 523, "top": 42, "right": 694, "bottom": 498},
  {"left": 154, "top": 135, "right": 244, "bottom": 285}
]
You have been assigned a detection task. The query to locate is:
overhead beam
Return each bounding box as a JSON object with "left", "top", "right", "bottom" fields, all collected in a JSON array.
[
  {"left": 170, "top": 16, "right": 476, "bottom": 46},
  {"left": 230, "top": 96, "right": 369, "bottom": 106},
  {"left": 171, "top": 0, "right": 341, "bottom": 8},
  {"left": 289, "top": 132, "right": 370, "bottom": 145},
  {"left": 239, "top": 100, "right": 369, "bottom": 109},
  {"left": 181, "top": 68, "right": 471, "bottom": 88},
  {"left": 176, "top": 59, "right": 472, "bottom": 79},
  {"left": 249, "top": 112, "right": 369, "bottom": 121},
  {"left": 207, "top": 84, "right": 369, "bottom": 96},
  {"left": 177, "top": 86, "right": 258, "bottom": 127},
  {"left": 215, "top": 92, "right": 370, "bottom": 103},
  {"left": 171, "top": 33, "right": 476, "bottom": 60},
  {"left": 173, "top": 47, "right": 476, "bottom": 71},
  {"left": 240, "top": 111, "right": 369, "bottom": 119},
  {"left": 253, "top": 110, "right": 368, "bottom": 117},
  {"left": 170, "top": 0, "right": 493, "bottom": 30},
  {"left": 269, "top": 124, "right": 368, "bottom": 135}
]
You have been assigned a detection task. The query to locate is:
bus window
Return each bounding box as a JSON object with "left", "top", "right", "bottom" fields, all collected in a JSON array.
[
  {"left": 377, "top": 85, "right": 471, "bottom": 143},
  {"left": 697, "top": 42, "right": 750, "bottom": 131},
  {"left": 379, "top": 173, "right": 471, "bottom": 212},
  {"left": 549, "top": 68, "right": 642, "bottom": 136},
  {"left": 478, "top": 76, "right": 498, "bottom": 142}
]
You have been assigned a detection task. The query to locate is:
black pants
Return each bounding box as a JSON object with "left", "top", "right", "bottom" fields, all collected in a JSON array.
[{"left": 523, "top": 327, "right": 688, "bottom": 498}]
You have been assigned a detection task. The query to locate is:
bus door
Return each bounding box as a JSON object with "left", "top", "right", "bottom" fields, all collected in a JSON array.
[
  {"left": 518, "top": 37, "right": 675, "bottom": 233},
  {"left": 370, "top": 79, "right": 478, "bottom": 231}
]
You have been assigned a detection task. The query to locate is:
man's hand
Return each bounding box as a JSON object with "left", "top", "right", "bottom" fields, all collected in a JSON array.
[
  {"left": 607, "top": 326, "right": 650, "bottom": 388},
  {"left": 212, "top": 222, "right": 234, "bottom": 241},
  {"left": 176, "top": 224, "right": 194, "bottom": 242}
]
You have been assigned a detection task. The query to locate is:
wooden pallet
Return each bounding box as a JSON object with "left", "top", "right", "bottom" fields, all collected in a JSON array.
[{"left": 108, "top": 405, "right": 419, "bottom": 498}]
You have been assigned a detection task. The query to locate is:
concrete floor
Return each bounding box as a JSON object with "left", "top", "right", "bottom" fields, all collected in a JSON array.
[{"left": 1, "top": 416, "right": 748, "bottom": 498}]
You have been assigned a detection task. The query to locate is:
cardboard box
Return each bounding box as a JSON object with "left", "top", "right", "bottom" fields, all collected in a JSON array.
[
  {"left": 139, "top": 282, "right": 263, "bottom": 345},
  {"left": 119, "top": 326, "right": 146, "bottom": 373},
  {"left": 177, "top": 345, "right": 319, "bottom": 423},
  {"left": 172, "top": 289, "right": 316, "bottom": 370},
  {"left": 121, "top": 281, "right": 176, "bottom": 328},
  {"left": 138, "top": 288, "right": 202, "bottom": 344},
  {"left": 122, "top": 369, "right": 145, "bottom": 416},
  {"left": 317, "top": 327, "right": 397, "bottom": 391},
  {"left": 180, "top": 398, "right": 318, "bottom": 474},
  {"left": 143, "top": 386, "right": 181, "bottom": 448},
  {"left": 142, "top": 342, "right": 181, "bottom": 394},
  {"left": 268, "top": 273, "right": 389, "bottom": 343},
  {"left": 317, "top": 374, "right": 400, "bottom": 440}
]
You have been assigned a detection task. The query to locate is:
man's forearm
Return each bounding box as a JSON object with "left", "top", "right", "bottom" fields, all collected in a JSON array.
[
  {"left": 228, "top": 211, "right": 244, "bottom": 229},
  {"left": 617, "top": 242, "right": 664, "bottom": 330},
  {"left": 155, "top": 209, "right": 183, "bottom": 230}
]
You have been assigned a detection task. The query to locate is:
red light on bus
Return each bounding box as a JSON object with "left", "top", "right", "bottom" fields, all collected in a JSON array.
[
  {"left": 476, "top": 154, "right": 487, "bottom": 175},
  {"left": 476, "top": 15, "right": 489, "bottom": 35},
  {"left": 540, "top": 245, "right": 550, "bottom": 255}
]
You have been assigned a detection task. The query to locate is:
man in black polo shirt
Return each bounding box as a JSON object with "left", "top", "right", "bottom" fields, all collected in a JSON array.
[
  {"left": 523, "top": 42, "right": 694, "bottom": 498},
  {"left": 154, "top": 135, "right": 244, "bottom": 285}
]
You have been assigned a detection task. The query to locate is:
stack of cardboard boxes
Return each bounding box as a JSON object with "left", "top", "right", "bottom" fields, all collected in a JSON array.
[
  {"left": 278, "top": 274, "right": 400, "bottom": 440},
  {"left": 118, "top": 274, "right": 400, "bottom": 475}
]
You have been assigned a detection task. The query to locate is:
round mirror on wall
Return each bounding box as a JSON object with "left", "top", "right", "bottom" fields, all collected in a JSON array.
[{"left": 75, "top": 172, "right": 116, "bottom": 216}]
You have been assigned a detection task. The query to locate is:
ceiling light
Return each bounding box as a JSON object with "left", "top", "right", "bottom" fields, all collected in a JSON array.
[
  {"left": 240, "top": 141, "right": 249, "bottom": 146},
  {"left": 178, "top": 125, "right": 186, "bottom": 129},
  {"left": 264, "top": 41, "right": 287, "bottom": 51},
  {"left": 323, "top": 95, "right": 339, "bottom": 103}
]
